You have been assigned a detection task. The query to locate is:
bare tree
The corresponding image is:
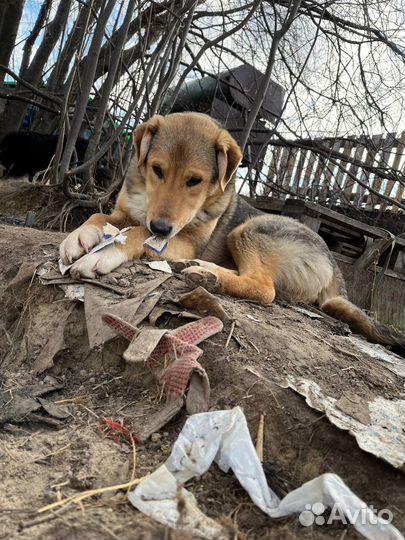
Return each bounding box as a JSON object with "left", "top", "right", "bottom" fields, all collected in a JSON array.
[
  {"left": 0, "top": 0, "right": 405, "bottom": 227},
  {"left": 0, "top": 0, "right": 25, "bottom": 85},
  {"left": 19, "top": 0, "right": 52, "bottom": 78},
  {"left": 1, "top": 0, "right": 72, "bottom": 135}
]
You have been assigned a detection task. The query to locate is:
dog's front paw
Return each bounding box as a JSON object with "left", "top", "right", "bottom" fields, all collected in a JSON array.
[
  {"left": 171, "top": 259, "right": 202, "bottom": 272},
  {"left": 60, "top": 224, "right": 103, "bottom": 264},
  {"left": 70, "top": 245, "right": 128, "bottom": 279},
  {"left": 182, "top": 266, "right": 223, "bottom": 293}
]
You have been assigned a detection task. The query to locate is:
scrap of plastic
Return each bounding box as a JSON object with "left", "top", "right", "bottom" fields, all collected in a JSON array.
[
  {"left": 129, "top": 407, "right": 404, "bottom": 540},
  {"left": 146, "top": 260, "right": 172, "bottom": 273},
  {"left": 278, "top": 474, "right": 403, "bottom": 540},
  {"left": 61, "top": 284, "right": 85, "bottom": 302},
  {"left": 144, "top": 235, "right": 169, "bottom": 255},
  {"left": 58, "top": 224, "right": 131, "bottom": 275},
  {"left": 132, "top": 465, "right": 229, "bottom": 539},
  {"left": 88, "top": 227, "right": 130, "bottom": 254}
]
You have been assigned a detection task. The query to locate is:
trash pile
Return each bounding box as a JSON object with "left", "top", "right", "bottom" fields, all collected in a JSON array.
[
  {"left": 129, "top": 407, "right": 403, "bottom": 540},
  {"left": 37, "top": 238, "right": 231, "bottom": 438},
  {"left": 0, "top": 223, "right": 404, "bottom": 540}
]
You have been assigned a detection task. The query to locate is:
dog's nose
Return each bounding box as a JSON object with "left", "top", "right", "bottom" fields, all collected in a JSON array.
[{"left": 149, "top": 219, "right": 173, "bottom": 236}]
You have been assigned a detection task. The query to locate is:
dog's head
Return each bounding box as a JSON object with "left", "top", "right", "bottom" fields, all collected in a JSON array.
[{"left": 130, "top": 113, "right": 242, "bottom": 237}]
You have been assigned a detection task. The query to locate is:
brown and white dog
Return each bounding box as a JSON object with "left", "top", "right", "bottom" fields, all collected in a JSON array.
[{"left": 60, "top": 112, "right": 405, "bottom": 347}]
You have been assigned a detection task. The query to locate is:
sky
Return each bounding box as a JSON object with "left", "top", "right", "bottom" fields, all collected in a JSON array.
[
  {"left": 9, "top": 1, "right": 405, "bottom": 142},
  {"left": 6, "top": 0, "right": 405, "bottom": 200}
]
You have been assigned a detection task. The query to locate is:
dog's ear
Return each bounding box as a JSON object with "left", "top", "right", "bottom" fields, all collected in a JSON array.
[
  {"left": 216, "top": 131, "right": 242, "bottom": 191},
  {"left": 134, "top": 115, "right": 163, "bottom": 168}
]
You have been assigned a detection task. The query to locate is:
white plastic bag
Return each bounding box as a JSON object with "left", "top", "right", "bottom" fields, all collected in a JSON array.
[{"left": 129, "top": 407, "right": 404, "bottom": 540}]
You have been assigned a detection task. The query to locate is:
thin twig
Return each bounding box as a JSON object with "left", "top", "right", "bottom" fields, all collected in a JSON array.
[
  {"left": 225, "top": 320, "right": 236, "bottom": 348},
  {"left": 38, "top": 476, "right": 147, "bottom": 514},
  {"left": 255, "top": 413, "right": 265, "bottom": 462}
]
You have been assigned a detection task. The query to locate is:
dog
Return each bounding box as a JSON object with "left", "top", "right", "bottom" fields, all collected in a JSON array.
[
  {"left": 0, "top": 131, "right": 112, "bottom": 188},
  {"left": 60, "top": 112, "right": 405, "bottom": 347}
]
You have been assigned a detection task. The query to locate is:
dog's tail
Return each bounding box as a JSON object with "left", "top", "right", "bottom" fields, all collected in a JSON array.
[{"left": 321, "top": 296, "right": 405, "bottom": 346}]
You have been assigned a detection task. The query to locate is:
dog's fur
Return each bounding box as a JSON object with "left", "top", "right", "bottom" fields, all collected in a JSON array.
[{"left": 60, "top": 112, "right": 405, "bottom": 347}]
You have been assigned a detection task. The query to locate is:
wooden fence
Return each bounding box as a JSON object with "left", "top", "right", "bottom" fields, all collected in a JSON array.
[{"left": 264, "top": 132, "right": 405, "bottom": 212}]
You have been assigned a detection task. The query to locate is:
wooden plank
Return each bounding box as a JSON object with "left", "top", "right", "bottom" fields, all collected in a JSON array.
[
  {"left": 388, "top": 244, "right": 402, "bottom": 270},
  {"left": 320, "top": 140, "right": 341, "bottom": 205},
  {"left": 291, "top": 148, "right": 307, "bottom": 195},
  {"left": 245, "top": 196, "right": 285, "bottom": 213},
  {"left": 303, "top": 200, "right": 405, "bottom": 245},
  {"left": 380, "top": 131, "right": 405, "bottom": 212},
  {"left": 336, "top": 255, "right": 405, "bottom": 330},
  {"left": 300, "top": 151, "right": 317, "bottom": 197},
  {"left": 276, "top": 146, "right": 293, "bottom": 200},
  {"left": 281, "top": 148, "right": 299, "bottom": 195},
  {"left": 336, "top": 252, "right": 405, "bottom": 280},
  {"left": 343, "top": 141, "right": 366, "bottom": 203},
  {"left": 320, "top": 222, "right": 364, "bottom": 242},
  {"left": 339, "top": 242, "right": 363, "bottom": 258},
  {"left": 392, "top": 183, "right": 405, "bottom": 213},
  {"left": 248, "top": 196, "right": 405, "bottom": 247},
  {"left": 353, "top": 134, "right": 383, "bottom": 208},
  {"left": 353, "top": 238, "right": 394, "bottom": 270},
  {"left": 250, "top": 168, "right": 262, "bottom": 198},
  {"left": 310, "top": 153, "right": 328, "bottom": 202},
  {"left": 265, "top": 146, "right": 281, "bottom": 195},
  {"left": 391, "top": 147, "right": 405, "bottom": 213},
  {"left": 365, "top": 132, "right": 396, "bottom": 210},
  {"left": 332, "top": 139, "right": 355, "bottom": 203}
]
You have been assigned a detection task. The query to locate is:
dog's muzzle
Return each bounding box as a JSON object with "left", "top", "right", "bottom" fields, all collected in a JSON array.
[{"left": 149, "top": 218, "right": 173, "bottom": 237}]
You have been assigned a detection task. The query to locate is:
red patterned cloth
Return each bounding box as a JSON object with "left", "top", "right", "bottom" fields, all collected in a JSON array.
[{"left": 102, "top": 315, "right": 223, "bottom": 396}]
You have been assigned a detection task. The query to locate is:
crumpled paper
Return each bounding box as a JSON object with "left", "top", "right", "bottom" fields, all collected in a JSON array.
[
  {"left": 144, "top": 234, "right": 168, "bottom": 255},
  {"left": 129, "top": 407, "right": 404, "bottom": 540}
]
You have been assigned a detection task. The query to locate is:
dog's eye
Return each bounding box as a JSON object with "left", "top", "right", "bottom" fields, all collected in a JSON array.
[
  {"left": 186, "top": 177, "right": 202, "bottom": 187},
  {"left": 153, "top": 165, "right": 163, "bottom": 179}
]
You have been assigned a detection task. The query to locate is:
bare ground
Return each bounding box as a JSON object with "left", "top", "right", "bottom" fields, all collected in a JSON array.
[{"left": 0, "top": 223, "right": 404, "bottom": 540}]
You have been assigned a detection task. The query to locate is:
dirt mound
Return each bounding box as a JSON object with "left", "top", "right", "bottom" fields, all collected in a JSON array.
[
  {"left": 0, "top": 179, "right": 50, "bottom": 222},
  {"left": 0, "top": 225, "right": 403, "bottom": 540},
  {"left": 0, "top": 180, "right": 102, "bottom": 231}
]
